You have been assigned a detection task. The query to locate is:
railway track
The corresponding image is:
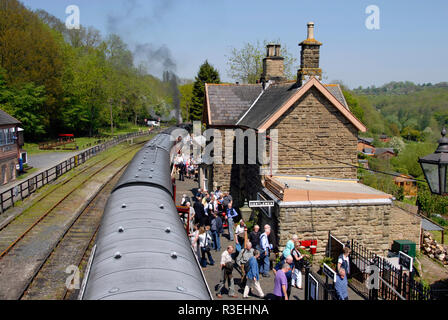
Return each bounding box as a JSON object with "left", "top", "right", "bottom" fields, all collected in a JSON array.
[
  {"left": 21, "top": 165, "right": 126, "bottom": 300},
  {"left": 0, "top": 140, "right": 146, "bottom": 258},
  {"left": 0, "top": 138, "right": 150, "bottom": 300}
]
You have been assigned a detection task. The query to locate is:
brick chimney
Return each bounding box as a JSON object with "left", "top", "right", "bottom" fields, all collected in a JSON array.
[
  {"left": 261, "top": 44, "right": 286, "bottom": 83},
  {"left": 297, "top": 22, "right": 322, "bottom": 86}
]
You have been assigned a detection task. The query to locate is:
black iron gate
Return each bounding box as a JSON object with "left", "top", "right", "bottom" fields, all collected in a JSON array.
[{"left": 327, "top": 232, "right": 436, "bottom": 300}]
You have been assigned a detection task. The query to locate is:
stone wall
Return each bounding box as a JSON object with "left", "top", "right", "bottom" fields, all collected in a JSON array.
[
  {"left": 262, "top": 57, "right": 285, "bottom": 81},
  {"left": 388, "top": 205, "right": 421, "bottom": 246},
  {"left": 268, "top": 86, "right": 358, "bottom": 179},
  {"left": 300, "top": 45, "right": 320, "bottom": 69},
  {"left": 276, "top": 202, "right": 421, "bottom": 260}
]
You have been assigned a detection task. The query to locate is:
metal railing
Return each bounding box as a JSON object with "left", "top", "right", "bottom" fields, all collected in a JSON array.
[
  {"left": 326, "top": 232, "right": 438, "bottom": 300},
  {"left": 0, "top": 131, "right": 151, "bottom": 214},
  {"left": 350, "top": 238, "right": 433, "bottom": 300},
  {"left": 304, "top": 266, "right": 339, "bottom": 300}
]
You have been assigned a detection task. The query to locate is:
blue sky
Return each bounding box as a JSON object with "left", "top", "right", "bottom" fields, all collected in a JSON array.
[{"left": 21, "top": 0, "right": 448, "bottom": 88}]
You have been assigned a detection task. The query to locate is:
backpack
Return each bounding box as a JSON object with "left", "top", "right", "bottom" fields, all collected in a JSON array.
[{"left": 244, "top": 261, "right": 250, "bottom": 274}]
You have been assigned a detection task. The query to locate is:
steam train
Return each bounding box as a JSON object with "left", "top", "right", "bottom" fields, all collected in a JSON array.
[{"left": 80, "top": 125, "right": 212, "bottom": 300}]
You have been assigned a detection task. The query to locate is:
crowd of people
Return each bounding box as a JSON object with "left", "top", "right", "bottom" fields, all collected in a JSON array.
[
  {"left": 177, "top": 179, "right": 311, "bottom": 300},
  {"left": 175, "top": 151, "right": 350, "bottom": 300}
]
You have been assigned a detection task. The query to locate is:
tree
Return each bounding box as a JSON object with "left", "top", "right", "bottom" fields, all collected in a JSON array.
[
  {"left": 179, "top": 82, "right": 193, "bottom": 122},
  {"left": 226, "top": 40, "right": 297, "bottom": 84},
  {"left": 0, "top": 69, "right": 46, "bottom": 140},
  {"left": 342, "top": 89, "right": 365, "bottom": 123},
  {"left": 190, "top": 61, "right": 220, "bottom": 121}
]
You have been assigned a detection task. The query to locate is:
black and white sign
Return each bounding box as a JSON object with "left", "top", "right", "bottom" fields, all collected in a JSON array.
[
  {"left": 308, "top": 273, "right": 319, "bottom": 300},
  {"left": 256, "top": 193, "right": 273, "bottom": 218},
  {"left": 398, "top": 251, "right": 413, "bottom": 272},
  {"left": 323, "top": 263, "right": 337, "bottom": 282},
  {"left": 249, "top": 200, "right": 274, "bottom": 208}
]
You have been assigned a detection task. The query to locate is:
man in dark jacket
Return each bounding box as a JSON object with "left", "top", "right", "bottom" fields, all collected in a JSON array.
[
  {"left": 193, "top": 198, "right": 205, "bottom": 226},
  {"left": 210, "top": 212, "right": 223, "bottom": 251},
  {"left": 249, "top": 225, "right": 261, "bottom": 250},
  {"left": 222, "top": 193, "right": 233, "bottom": 211}
]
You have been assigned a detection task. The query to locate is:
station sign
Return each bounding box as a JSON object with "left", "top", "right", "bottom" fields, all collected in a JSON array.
[
  {"left": 398, "top": 251, "right": 413, "bottom": 272},
  {"left": 249, "top": 200, "right": 275, "bottom": 208}
]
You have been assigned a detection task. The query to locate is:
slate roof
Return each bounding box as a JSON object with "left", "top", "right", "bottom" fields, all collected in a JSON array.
[
  {"left": 0, "top": 109, "right": 20, "bottom": 126},
  {"left": 236, "top": 82, "right": 299, "bottom": 128},
  {"left": 206, "top": 80, "right": 350, "bottom": 129},
  {"left": 375, "top": 148, "right": 395, "bottom": 155},
  {"left": 421, "top": 218, "right": 444, "bottom": 231},
  {"left": 206, "top": 84, "right": 263, "bottom": 125},
  {"left": 359, "top": 137, "right": 374, "bottom": 144}
]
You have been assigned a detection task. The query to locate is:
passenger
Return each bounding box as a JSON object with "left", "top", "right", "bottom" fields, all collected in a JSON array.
[
  {"left": 198, "top": 226, "right": 214, "bottom": 268},
  {"left": 291, "top": 241, "right": 304, "bottom": 289},
  {"left": 282, "top": 235, "right": 299, "bottom": 260},
  {"left": 225, "top": 202, "right": 238, "bottom": 241},
  {"left": 259, "top": 224, "right": 273, "bottom": 277},
  {"left": 273, "top": 255, "right": 294, "bottom": 299},
  {"left": 234, "top": 220, "right": 246, "bottom": 252},
  {"left": 335, "top": 268, "right": 349, "bottom": 300},
  {"left": 243, "top": 249, "right": 264, "bottom": 299},
  {"left": 193, "top": 196, "right": 205, "bottom": 226},
  {"left": 189, "top": 224, "right": 200, "bottom": 259},
  {"left": 273, "top": 262, "right": 290, "bottom": 300},
  {"left": 337, "top": 247, "right": 351, "bottom": 277},
  {"left": 222, "top": 192, "right": 232, "bottom": 212},
  {"left": 249, "top": 225, "right": 261, "bottom": 250},
  {"left": 186, "top": 202, "right": 195, "bottom": 234},
  {"left": 236, "top": 241, "right": 254, "bottom": 287},
  {"left": 216, "top": 246, "right": 238, "bottom": 299},
  {"left": 210, "top": 212, "right": 223, "bottom": 251}
]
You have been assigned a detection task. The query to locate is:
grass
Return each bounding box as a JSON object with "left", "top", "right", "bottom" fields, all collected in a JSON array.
[
  {"left": 23, "top": 123, "right": 149, "bottom": 156},
  {"left": 16, "top": 167, "right": 38, "bottom": 180},
  {"left": 401, "top": 197, "right": 417, "bottom": 206},
  {"left": 430, "top": 230, "right": 448, "bottom": 245}
]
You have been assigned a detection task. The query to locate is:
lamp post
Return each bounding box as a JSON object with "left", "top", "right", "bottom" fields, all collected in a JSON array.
[{"left": 418, "top": 127, "right": 448, "bottom": 196}]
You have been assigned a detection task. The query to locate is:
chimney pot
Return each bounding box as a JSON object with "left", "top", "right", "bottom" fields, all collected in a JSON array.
[
  {"left": 307, "top": 22, "right": 315, "bottom": 39},
  {"left": 260, "top": 43, "right": 285, "bottom": 83}
]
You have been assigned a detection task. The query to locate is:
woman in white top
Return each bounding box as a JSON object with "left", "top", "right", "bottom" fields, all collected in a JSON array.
[
  {"left": 198, "top": 226, "right": 215, "bottom": 268},
  {"left": 189, "top": 224, "right": 200, "bottom": 259}
]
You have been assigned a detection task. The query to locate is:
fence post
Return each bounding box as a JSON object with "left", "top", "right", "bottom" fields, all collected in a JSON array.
[{"left": 304, "top": 266, "right": 310, "bottom": 300}]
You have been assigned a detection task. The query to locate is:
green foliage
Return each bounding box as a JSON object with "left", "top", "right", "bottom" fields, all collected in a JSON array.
[
  {"left": 190, "top": 60, "right": 220, "bottom": 121},
  {"left": 417, "top": 184, "right": 448, "bottom": 216},
  {"left": 401, "top": 126, "right": 422, "bottom": 142},
  {"left": 342, "top": 90, "right": 364, "bottom": 123},
  {"left": 0, "top": 69, "right": 46, "bottom": 139},
  {"left": 226, "top": 40, "right": 298, "bottom": 83},
  {"left": 0, "top": 1, "right": 173, "bottom": 140},
  {"left": 353, "top": 81, "right": 448, "bottom": 139},
  {"left": 319, "top": 256, "right": 336, "bottom": 270},
  {"left": 390, "top": 142, "right": 437, "bottom": 178},
  {"left": 179, "top": 82, "right": 193, "bottom": 122}
]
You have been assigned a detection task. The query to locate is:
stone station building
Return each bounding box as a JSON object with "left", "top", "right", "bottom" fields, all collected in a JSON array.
[{"left": 201, "top": 22, "right": 421, "bottom": 258}]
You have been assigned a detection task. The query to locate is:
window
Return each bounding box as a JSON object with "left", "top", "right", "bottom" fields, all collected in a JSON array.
[{"left": 0, "top": 128, "right": 15, "bottom": 146}]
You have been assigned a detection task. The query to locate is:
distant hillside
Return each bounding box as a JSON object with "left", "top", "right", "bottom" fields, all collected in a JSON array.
[{"left": 346, "top": 81, "right": 448, "bottom": 140}]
